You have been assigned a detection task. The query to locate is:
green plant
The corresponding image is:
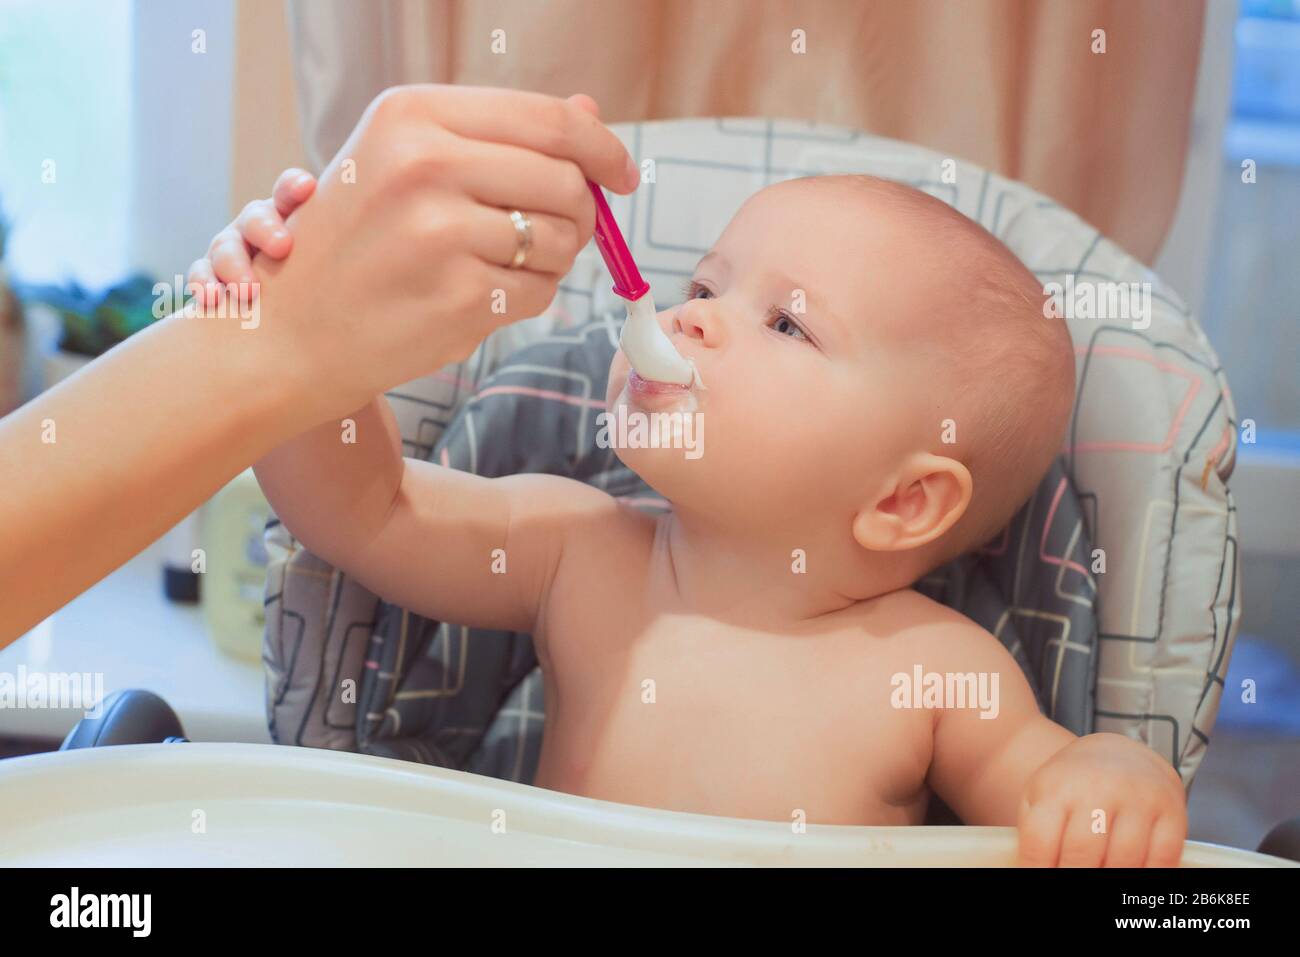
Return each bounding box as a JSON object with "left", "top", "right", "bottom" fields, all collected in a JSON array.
[{"left": 21, "top": 274, "right": 164, "bottom": 357}]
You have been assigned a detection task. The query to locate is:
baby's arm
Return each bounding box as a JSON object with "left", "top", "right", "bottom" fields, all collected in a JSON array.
[
  {"left": 924, "top": 621, "right": 1186, "bottom": 866},
  {"left": 255, "top": 396, "right": 613, "bottom": 634},
  {"left": 198, "top": 170, "right": 617, "bottom": 635}
]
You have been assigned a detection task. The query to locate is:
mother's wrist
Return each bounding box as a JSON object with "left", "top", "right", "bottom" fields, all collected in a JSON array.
[{"left": 155, "top": 303, "right": 328, "bottom": 446}]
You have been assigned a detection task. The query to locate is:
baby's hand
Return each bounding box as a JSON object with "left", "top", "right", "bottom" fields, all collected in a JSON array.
[
  {"left": 185, "top": 168, "right": 317, "bottom": 309},
  {"left": 1017, "top": 732, "right": 1187, "bottom": 867}
]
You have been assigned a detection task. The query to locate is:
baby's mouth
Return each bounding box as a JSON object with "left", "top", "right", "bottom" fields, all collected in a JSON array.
[
  {"left": 623, "top": 367, "right": 703, "bottom": 413},
  {"left": 627, "top": 369, "right": 690, "bottom": 397}
]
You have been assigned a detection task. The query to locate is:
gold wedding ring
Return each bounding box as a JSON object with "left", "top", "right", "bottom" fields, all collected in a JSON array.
[{"left": 508, "top": 209, "right": 533, "bottom": 269}]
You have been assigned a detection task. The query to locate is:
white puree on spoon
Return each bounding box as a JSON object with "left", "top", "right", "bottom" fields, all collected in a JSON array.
[{"left": 619, "top": 294, "right": 700, "bottom": 387}]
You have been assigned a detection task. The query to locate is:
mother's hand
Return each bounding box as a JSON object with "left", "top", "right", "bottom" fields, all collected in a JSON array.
[
  {"left": 254, "top": 85, "right": 638, "bottom": 423},
  {"left": 0, "top": 86, "right": 635, "bottom": 641}
]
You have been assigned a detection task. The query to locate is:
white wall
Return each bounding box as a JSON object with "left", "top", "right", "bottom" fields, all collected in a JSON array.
[
  {"left": 128, "top": 0, "right": 235, "bottom": 283},
  {"left": 1154, "top": 0, "right": 1239, "bottom": 315}
]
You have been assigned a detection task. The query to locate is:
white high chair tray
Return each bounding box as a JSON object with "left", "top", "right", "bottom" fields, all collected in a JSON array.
[{"left": 0, "top": 744, "right": 1289, "bottom": 867}]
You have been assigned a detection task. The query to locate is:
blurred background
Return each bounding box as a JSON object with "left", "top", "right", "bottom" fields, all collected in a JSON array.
[{"left": 0, "top": 0, "right": 1294, "bottom": 852}]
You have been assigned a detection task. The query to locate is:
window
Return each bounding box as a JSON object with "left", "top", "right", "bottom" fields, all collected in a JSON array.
[
  {"left": 0, "top": 0, "right": 234, "bottom": 290},
  {"left": 0, "top": 0, "right": 134, "bottom": 287},
  {"left": 1201, "top": 0, "right": 1300, "bottom": 446}
]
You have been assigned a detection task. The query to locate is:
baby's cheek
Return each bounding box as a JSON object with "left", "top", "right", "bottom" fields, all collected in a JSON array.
[{"left": 606, "top": 353, "right": 630, "bottom": 405}]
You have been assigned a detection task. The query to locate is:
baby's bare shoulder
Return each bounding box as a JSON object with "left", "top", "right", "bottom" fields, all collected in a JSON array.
[
  {"left": 545, "top": 491, "right": 659, "bottom": 581},
  {"left": 841, "top": 588, "right": 1013, "bottom": 666}
]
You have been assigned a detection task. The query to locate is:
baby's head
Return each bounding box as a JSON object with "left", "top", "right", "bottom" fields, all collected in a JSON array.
[{"left": 607, "top": 174, "right": 1075, "bottom": 592}]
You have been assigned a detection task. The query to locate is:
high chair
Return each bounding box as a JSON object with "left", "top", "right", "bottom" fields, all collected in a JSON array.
[{"left": 51, "top": 118, "right": 1299, "bottom": 865}]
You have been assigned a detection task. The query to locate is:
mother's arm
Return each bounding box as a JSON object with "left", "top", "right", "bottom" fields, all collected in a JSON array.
[
  {"left": 0, "top": 310, "right": 318, "bottom": 643},
  {"left": 0, "top": 85, "right": 636, "bottom": 644}
]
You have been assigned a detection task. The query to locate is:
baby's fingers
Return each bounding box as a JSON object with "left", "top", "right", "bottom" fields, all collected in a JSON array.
[
  {"left": 1102, "top": 812, "right": 1153, "bottom": 868},
  {"left": 184, "top": 258, "right": 220, "bottom": 310},
  {"left": 208, "top": 224, "right": 256, "bottom": 287},
  {"left": 272, "top": 167, "right": 316, "bottom": 218},
  {"left": 1017, "top": 799, "right": 1067, "bottom": 867},
  {"left": 235, "top": 200, "right": 292, "bottom": 260},
  {"left": 1143, "top": 813, "right": 1187, "bottom": 868},
  {"left": 1057, "top": 808, "right": 1108, "bottom": 867}
]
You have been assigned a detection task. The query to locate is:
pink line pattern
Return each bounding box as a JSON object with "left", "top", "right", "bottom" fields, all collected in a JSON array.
[
  {"left": 1041, "top": 477, "right": 1091, "bottom": 578},
  {"left": 473, "top": 385, "right": 607, "bottom": 411},
  {"left": 1066, "top": 345, "right": 1201, "bottom": 454},
  {"left": 431, "top": 369, "right": 479, "bottom": 392}
]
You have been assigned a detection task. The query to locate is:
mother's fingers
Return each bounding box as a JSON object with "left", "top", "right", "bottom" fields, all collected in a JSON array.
[
  {"left": 465, "top": 204, "right": 582, "bottom": 277},
  {"left": 378, "top": 84, "right": 638, "bottom": 195},
  {"left": 427, "top": 134, "right": 597, "bottom": 240},
  {"left": 476, "top": 260, "right": 563, "bottom": 328}
]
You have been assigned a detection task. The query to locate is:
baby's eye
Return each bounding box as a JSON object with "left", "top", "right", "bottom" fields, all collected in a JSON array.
[
  {"left": 681, "top": 279, "right": 713, "bottom": 301},
  {"left": 768, "top": 309, "right": 809, "bottom": 342}
]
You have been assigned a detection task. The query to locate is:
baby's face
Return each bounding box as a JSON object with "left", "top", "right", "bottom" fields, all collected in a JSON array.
[{"left": 606, "top": 178, "right": 952, "bottom": 541}]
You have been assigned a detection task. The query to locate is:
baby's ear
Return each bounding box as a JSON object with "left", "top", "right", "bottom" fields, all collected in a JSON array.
[{"left": 851, "top": 453, "right": 972, "bottom": 553}]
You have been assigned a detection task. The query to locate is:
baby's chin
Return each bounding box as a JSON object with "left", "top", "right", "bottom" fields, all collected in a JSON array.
[
  {"left": 600, "top": 388, "right": 707, "bottom": 491},
  {"left": 610, "top": 445, "right": 711, "bottom": 517}
]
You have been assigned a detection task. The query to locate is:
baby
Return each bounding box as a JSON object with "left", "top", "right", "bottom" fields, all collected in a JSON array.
[{"left": 200, "top": 171, "right": 1187, "bottom": 866}]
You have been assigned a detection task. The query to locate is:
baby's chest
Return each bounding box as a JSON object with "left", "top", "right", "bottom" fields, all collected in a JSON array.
[{"left": 538, "top": 615, "right": 933, "bottom": 820}]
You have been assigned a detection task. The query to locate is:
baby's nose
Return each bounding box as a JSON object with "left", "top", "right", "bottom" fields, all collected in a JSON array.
[{"left": 671, "top": 300, "right": 724, "bottom": 348}]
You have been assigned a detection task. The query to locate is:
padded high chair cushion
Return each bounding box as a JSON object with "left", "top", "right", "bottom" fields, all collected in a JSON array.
[{"left": 264, "top": 119, "right": 1240, "bottom": 790}]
